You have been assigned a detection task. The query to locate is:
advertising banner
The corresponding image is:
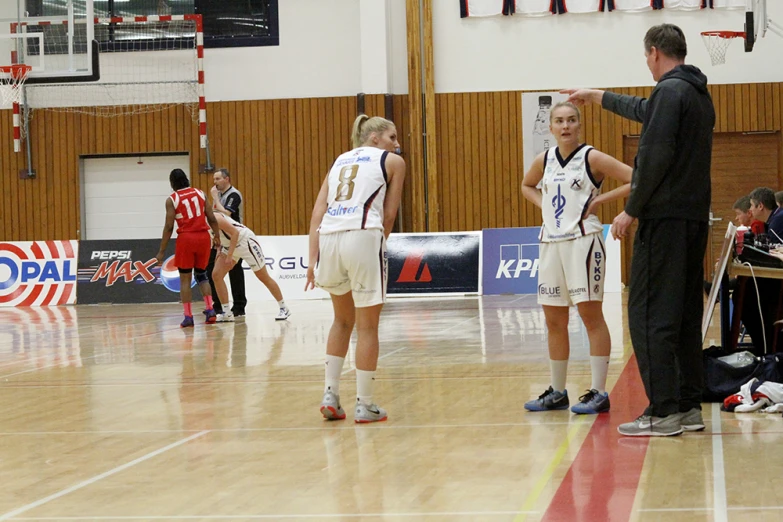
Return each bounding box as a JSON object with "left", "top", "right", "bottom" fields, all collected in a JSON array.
[
  {"left": 77, "top": 239, "right": 192, "bottom": 304},
  {"left": 386, "top": 233, "right": 481, "bottom": 295},
  {"left": 243, "top": 235, "right": 330, "bottom": 302},
  {"left": 482, "top": 226, "right": 622, "bottom": 295},
  {"left": 0, "top": 240, "right": 79, "bottom": 307}
]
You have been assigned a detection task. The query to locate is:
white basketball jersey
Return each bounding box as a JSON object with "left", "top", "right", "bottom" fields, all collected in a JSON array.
[
  {"left": 513, "top": 0, "right": 555, "bottom": 16},
  {"left": 612, "top": 0, "right": 654, "bottom": 11},
  {"left": 540, "top": 145, "right": 603, "bottom": 243},
  {"left": 663, "top": 0, "right": 703, "bottom": 9},
  {"left": 319, "top": 147, "right": 389, "bottom": 235},
  {"left": 562, "top": 0, "right": 604, "bottom": 13},
  {"left": 462, "top": 0, "right": 506, "bottom": 16},
  {"left": 218, "top": 215, "right": 252, "bottom": 249}
]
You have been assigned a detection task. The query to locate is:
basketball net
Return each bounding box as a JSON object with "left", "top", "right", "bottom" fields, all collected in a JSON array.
[
  {"left": 0, "top": 64, "right": 31, "bottom": 106},
  {"left": 701, "top": 31, "right": 745, "bottom": 66}
]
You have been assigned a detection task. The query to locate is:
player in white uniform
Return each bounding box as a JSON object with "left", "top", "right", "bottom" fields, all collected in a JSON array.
[
  {"left": 211, "top": 212, "right": 290, "bottom": 322},
  {"left": 305, "top": 114, "right": 406, "bottom": 424},
  {"left": 521, "top": 102, "right": 632, "bottom": 414}
]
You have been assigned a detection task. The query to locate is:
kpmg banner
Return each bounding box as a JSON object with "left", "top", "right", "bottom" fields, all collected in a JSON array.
[
  {"left": 387, "top": 233, "right": 481, "bottom": 295},
  {"left": 0, "top": 241, "right": 79, "bottom": 307},
  {"left": 77, "top": 239, "right": 190, "bottom": 304},
  {"left": 482, "top": 226, "right": 622, "bottom": 295},
  {"left": 243, "top": 235, "right": 330, "bottom": 302}
]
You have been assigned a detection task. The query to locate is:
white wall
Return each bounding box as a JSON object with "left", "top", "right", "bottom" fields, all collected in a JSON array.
[
  {"left": 204, "top": 0, "right": 362, "bottom": 101},
  {"left": 432, "top": 1, "right": 783, "bottom": 93}
]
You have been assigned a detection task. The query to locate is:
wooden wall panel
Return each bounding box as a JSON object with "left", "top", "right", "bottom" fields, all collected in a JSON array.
[{"left": 2, "top": 82, "right": 782, "bottom": 276}]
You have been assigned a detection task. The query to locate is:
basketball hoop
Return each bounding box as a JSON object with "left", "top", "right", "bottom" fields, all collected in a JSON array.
[
  {"left": 0, "top": 64, "right": 32, "bottom": 106},
  {"left": 701, "top": 31, "right": 745, "bottom": 66}
]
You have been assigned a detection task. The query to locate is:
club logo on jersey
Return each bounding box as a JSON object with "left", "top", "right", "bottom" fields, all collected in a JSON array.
[
  {"left": 326, "top": 204, "right": 359, "bottom": 216},
  {"left": 570, "top": 178, "right": 582, "bottom": 190},
  {"left": 552, "top": 185, "right": 567, "bottom": 228},
  {"left": 0, "top": 241, "right": 78, "bottom": 307}
]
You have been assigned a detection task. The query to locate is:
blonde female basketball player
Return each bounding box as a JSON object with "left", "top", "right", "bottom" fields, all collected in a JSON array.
[
  {"left": 305, "top": 115, "right": 405, "bottom": 423},
  {"left": 521, "top": 102, "right": 632, "bottom": 414}
]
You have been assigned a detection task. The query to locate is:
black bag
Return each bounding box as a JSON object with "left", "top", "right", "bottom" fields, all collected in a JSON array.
[{"left": 702, "top": 346, "right": 783, "bottom": 402}]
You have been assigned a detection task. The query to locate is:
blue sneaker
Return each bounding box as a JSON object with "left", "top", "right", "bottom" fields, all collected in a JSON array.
[
  {"left": 180, "top": 315, "right": 194, "bottom": 328},
  {"left": 570, "top": 389, "right": 611, "bottom": 414},
  {"left": 203, "top": 309, "right": 217, "bottom": 324},
  {"left": 524, "top": 386, "right": 569, "bottom": 411}
]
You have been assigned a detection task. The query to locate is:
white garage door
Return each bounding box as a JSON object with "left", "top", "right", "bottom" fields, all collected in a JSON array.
[{"left": 83, "top": 155, "right": 190, "bottom": 240}]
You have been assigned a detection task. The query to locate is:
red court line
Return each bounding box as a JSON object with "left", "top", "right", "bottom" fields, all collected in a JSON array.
[{"left": 540, "top": 355, "right": 650, "bottom": 522}]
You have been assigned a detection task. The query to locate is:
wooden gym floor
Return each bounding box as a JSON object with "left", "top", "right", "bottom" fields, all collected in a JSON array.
[{"left": 0, "top": 293, "right": 781, "bottom": 521}]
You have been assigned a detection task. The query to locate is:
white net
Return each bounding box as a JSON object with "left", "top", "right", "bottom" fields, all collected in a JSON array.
[
  {"left": 0, "top": 65, "right": 31, "bottom": 106},
  {"left": 23, "top": 19, "right": 199, "bottom": 118},
  {"left": 701, "top": 31, "right": 744, "bottom": 66}
]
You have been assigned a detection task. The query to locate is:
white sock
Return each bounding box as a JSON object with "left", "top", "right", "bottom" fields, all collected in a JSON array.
[
  {"left": 278, "top": 299, "right": 286, "bottom": 309},
  {"left": 590, "top": 356, "right": 610, "bottom": 394},
  {"left": 550, "top": 359, "right": 568, "bottom": 393},
  {"left": 356, "top": 369, "right": 376, "bottom": 405},
  {"left": 324, "top": 355, "right": 345, "bottom": 394},
  {"left": 226, "top": 303, "right": 232, "bottom": 314}
]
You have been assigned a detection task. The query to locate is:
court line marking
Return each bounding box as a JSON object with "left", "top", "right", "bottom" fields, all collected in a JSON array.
[
  {"left": 0, "top": 421, "right": 587, "bottom": 436},
  {"left": 11, "top": 512, "right": 538, "bottom": 520},
  {"left": 513, "top": 416, "right": 589, "bottom": 522},
  {"left": 712, "top": 402, "right": 728, "bottom": 522},
  {"left": 639, "top": 507, "right": 783, "bottom": 512},
  {"left": 0, "top": 431, "right": 210, "bottom": 521}
]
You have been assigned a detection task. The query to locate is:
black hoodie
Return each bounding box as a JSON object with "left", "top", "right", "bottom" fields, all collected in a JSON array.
[{"left": 602, "top": 65, "right": 715, "bottom": 222}]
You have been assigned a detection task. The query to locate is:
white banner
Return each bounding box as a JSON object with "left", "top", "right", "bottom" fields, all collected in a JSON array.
[
  {"left": 236, "top": 235, "right": 330, "bottom": 303},
  {"left": 521, "top": 91, "right": 569, "bottom": 175}
]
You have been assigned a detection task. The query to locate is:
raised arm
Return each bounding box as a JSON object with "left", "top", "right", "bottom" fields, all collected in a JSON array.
[
  {"left": 562, "top": 88, "right": 648, "bottom": 124},
  {"left": 382, "top": 153, "right": 406, "bottom": 239}
]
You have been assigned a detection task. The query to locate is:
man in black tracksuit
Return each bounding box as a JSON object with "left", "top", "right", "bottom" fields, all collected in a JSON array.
[{"left": 565, "top": 24, "right": 715, "bottom": 436}]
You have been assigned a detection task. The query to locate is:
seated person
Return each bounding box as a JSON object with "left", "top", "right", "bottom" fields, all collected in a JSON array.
[
  {"left": 733, "top": 188, "right": 783, "bottom": 354},
  {"left": 776, "top": 190, "right": 783, "bottom": 209}
]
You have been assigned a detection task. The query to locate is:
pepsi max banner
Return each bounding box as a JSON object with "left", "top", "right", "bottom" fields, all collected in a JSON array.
[
  {"left": 243, "top": 235, "right": 330, "bottom": 302},
  {"left": 0, "top": 241, "right": 79, "bottom": 307},
  {"left": 481, "top": 226, "right": 621, "bottom": 295},
  {"left": 77, "top": 239, "right": 192, "bottom": 304},
  {"left": 387, "top": 233, "right": 481, "bottom": 295}
]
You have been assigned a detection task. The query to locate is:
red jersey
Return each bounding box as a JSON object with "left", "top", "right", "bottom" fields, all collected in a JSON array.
[{"left": 170, "top": 187, "right": 209, "bottom": 234}]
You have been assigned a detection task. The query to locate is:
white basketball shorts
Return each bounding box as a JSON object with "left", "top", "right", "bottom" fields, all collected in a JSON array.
[
  {"left": 537, "top": 232, "right": 606, "bottom": 306},
  {"left": 316, "top": 229, "right": 387, "bottom": 308},
  {"left": 222, "top": 232, "right": 266, "bottom": 272}
]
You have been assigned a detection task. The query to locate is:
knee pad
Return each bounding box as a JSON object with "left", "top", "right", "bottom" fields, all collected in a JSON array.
[
  {"left": 194, "top": 269, "right": 209, "bottom": 284},
  {"left": 177, "top": 268, "right": 193, "bottom": 275}
]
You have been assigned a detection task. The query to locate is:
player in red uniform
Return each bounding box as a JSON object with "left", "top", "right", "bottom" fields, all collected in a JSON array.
[{"left": 155, "top": 169, "right": 221, "bottom": 327}]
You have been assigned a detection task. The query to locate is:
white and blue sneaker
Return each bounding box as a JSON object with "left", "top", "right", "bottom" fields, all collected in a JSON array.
[
  {"left": 570, "top": 389, "right": 611, "bottom": 414},
  {"left": 524, "top": 386, "right": 569, "bottom": 411}
]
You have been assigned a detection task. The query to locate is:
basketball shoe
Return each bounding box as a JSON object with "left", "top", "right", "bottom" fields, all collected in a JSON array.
[
  {"left": 570, "top": 389, "right": 611, "bottom": 414},
  {"left": 524, "top": 386, "right": 569, "bottom": 411},
  {"left": 320, "top": 390, "right": 346, "bottom": 420},
  {"left": 355, "top": 402, "right": 387, "bottom": 423}
]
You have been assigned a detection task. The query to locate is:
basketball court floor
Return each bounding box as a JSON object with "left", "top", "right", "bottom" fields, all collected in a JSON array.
[{"left": 0, "top": 293, "right": 781, "bottom": 521}]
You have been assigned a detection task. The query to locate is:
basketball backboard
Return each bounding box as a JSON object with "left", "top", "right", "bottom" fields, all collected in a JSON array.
[
  {"left": 0, "top": 0, "right": 98, "bottom": 85},
  {"left": 745, "top": 0, "right": 783, "bottom": 52}
]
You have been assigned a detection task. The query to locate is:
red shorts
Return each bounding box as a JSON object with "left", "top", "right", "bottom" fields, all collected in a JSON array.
[{"left": 174, "top": 232, "right": 211, "bottom": 270}]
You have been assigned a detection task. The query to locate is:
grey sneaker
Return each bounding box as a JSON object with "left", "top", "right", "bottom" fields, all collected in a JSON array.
[
  {"left": 618, "top": 414, "right": 683, "bottom": 437},
  {"left": 355, "top": 402, "right": 387, "bottom": 424},
  {"left": 524, "top": 386, "right": 569, "bottom": 411},
  {"left": 679, "top": 408, "right": 705, "bottom": 432},
  {"left": 570, "top": 389, "right": 611, "bottom": 414},
  {"left": 276, "top": 307, "right": 291, "bottom": 321},
  {"left": 216, "top": 311, "right": 235, "bottom": 323},
  {"left": 320, "top": 390, "right": 346, "bottom": 420}
]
